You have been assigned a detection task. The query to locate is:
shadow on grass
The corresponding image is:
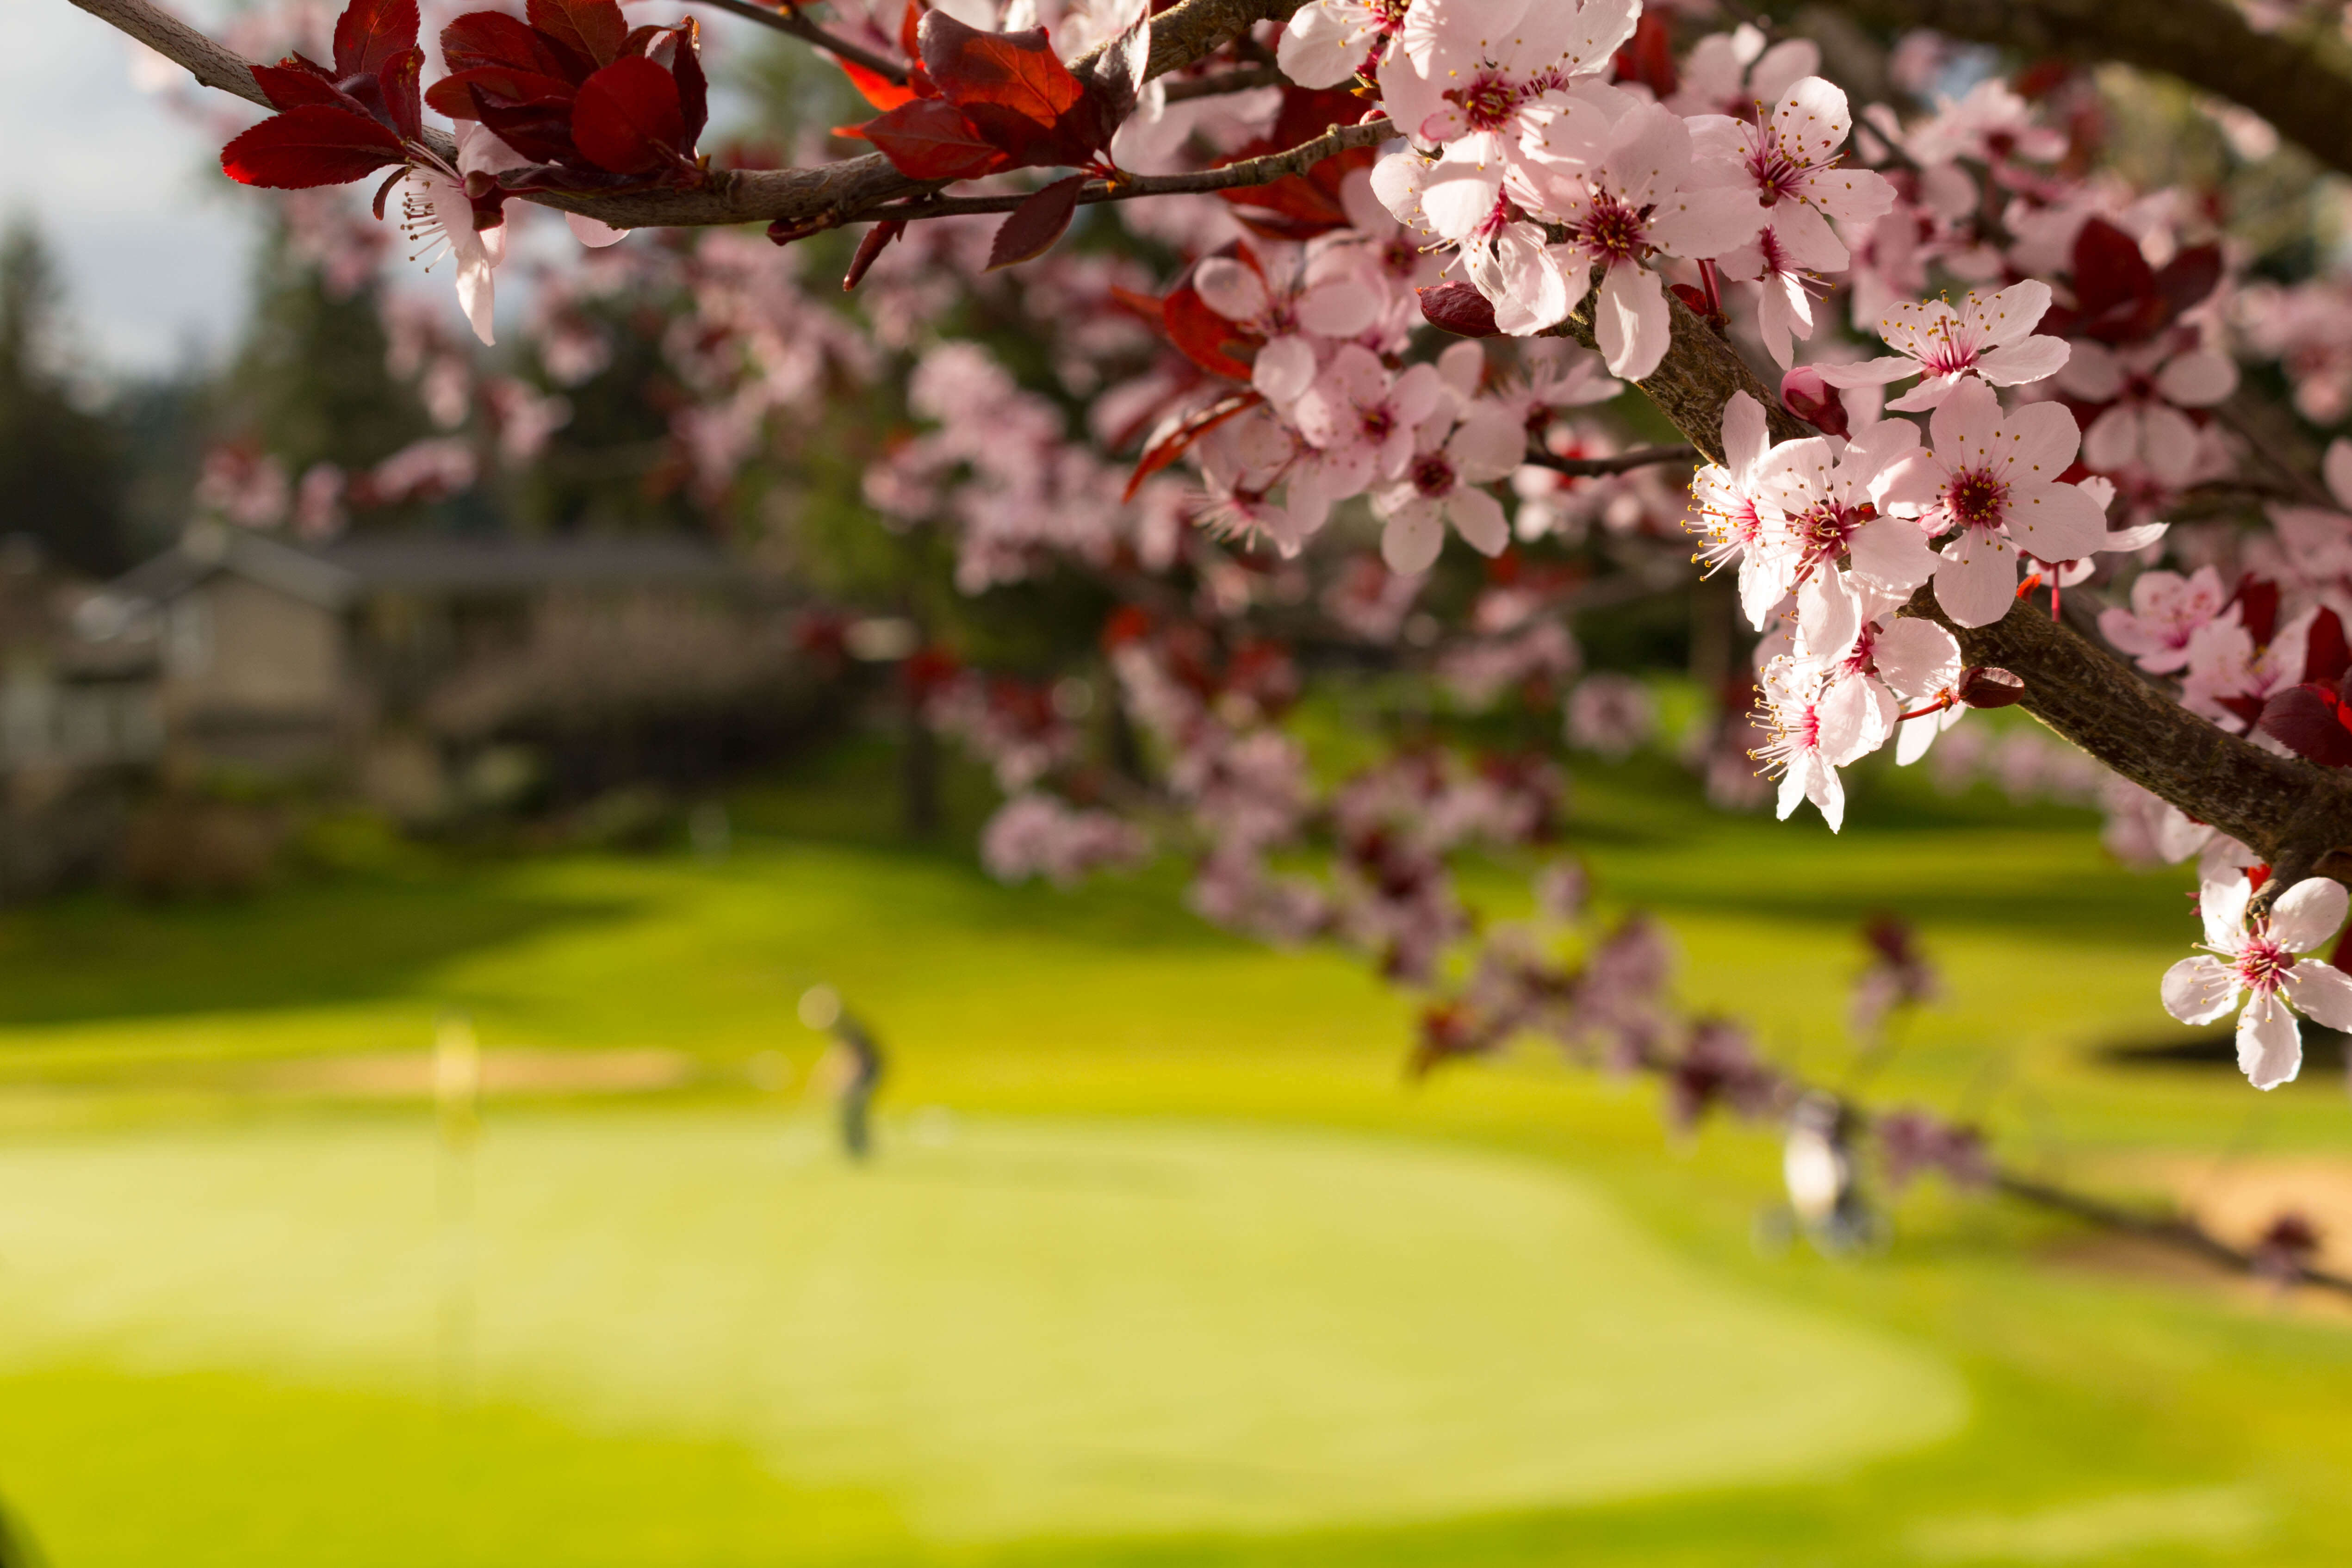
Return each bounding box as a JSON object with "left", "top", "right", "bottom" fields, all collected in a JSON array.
[{"left": 0, "top": 876, "right": 636, "bottom": 1029}]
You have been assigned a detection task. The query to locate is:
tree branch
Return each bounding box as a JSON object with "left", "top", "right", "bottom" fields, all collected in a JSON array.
[
  {"left": 1803, "top": 0, "right": 2352, "bottom": 182},
  {"left": 1522, "top": 444, "right": 1698, "bottom": 478},
  {"left": 1529, "top": 260, "right": 2352, "bottom": 885},
  {"left": 1548, "top": 285, "right": 1817, "bottom": 461},
  {"left": 863, "top": 117, "right": 1390, "bottom": 222},
  {"left": 60, "top": 0, "right": 1306, "bottom": 233},
  {"left": 684, "top": 0, "right": 910, "bottom": 84},
  {"left": 1897, "top": 583, "right": 2352, "bottom": 880}
]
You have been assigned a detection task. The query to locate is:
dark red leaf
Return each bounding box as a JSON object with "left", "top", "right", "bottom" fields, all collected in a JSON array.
[
  {"left": 2072, "top": 218, "right": 2154, "bottom": 319},
  {"left": 1612, "top": 13, "right": 1677, "bottom": 98},
  {"left": 2154, "top": 243, "right": 2224, "bottom": 322},
  {"left": 2308, "top": 607, "right": 2351, "bottom": 686},
  {"left": 1124, "top": 391, "right": 1261, "bottom": 502},
  {"left": 860, "top": 97, "right": 1006, "bottom": 180},
  {"left": 1418, "top": 282, "right": 1499, "bottom": 338},
  {"left": 442, "top": 11, "right": 585, "bottom": 80},
  {"left": 669, "top": 19, "right": 708, "bottom": 144},
  {"left": 473, "top": 93, "right": 580, "bottom": 163},
  {"left": 918, "top": 12, "right": 1105, "bottom": 167},
  {"left": 2259, "top": 683, "right": 2352, "bottom": 766},
  {"left": 1162, "top": 277, "right": 1257, "bottom": 379},
  {"left": 571, "top": 55, "right": 685, "bottom": 174},
  {"left": 2233, "top": 576, "right": 2280, "bottom": 647},
  {"left": 426, "top": 65, "right": 578, "bottom": 119},
  {"left": 920, "top": 14, "right": 1080, "bottom": 123},
  {"left": 220, "top": 104, "right": 405, "bottom": 188},
  {"left": 899, "top": 0, "right": 925, "bottom": 65},
  {"left": 528, "top": 0, "right": 628, "bottom": 68},
  {"left": 332, "top": 0, "right": 419, "bottom": 81},
  {"left": 379, "top": 48, "right": 423, "bottom": 141},
  {"left": 987, "top": 173, "right": 1087, "bottom": 270},
  {"left": 844, "top": 219, "right": 906, "bottom": 291},
  {"left": 838, "top": 56, "right": 917, "bottom": 111},
  {"left": 253, "top": 60, "right": 360, "bottom": 113}
]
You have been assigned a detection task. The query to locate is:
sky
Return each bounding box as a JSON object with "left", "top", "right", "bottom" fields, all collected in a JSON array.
[{"left": 7, "top": 0, "right": 259, "bottom": 378}]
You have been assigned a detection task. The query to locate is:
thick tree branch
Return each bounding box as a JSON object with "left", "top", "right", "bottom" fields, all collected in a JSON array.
[
  {"left": 684, "top": 0, "right": 910, "bottom": 84},
  {"left": 1533, "top": 265, "right": 2352, "bottom": 882},
  {"left": 1803, "top": 0, "right": 2352, "bottom": 182},
  {"left": 60, "top": 0, "right": 1305, "bottom": 232},
  {"left": 1550, "top": 286, "right": 1816, "bottom": 461},
  {"left": 863, "top": 117, "right": 1390, "bottom": 221},
  {"left": 1897, "top": 583, "right": 2352, "bottom": 879}
]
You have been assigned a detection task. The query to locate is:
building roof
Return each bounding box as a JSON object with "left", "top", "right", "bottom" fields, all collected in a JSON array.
[{"left": 88, "top": 525, "right": 740, "bottom": 628}]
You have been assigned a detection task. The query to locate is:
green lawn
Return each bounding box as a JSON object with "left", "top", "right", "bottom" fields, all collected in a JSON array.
[{"left": 0, "top": 757, "right": 2347, "bottom": 1564}]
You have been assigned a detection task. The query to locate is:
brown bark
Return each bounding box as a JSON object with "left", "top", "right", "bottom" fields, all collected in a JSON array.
[{"left": 1804, "top": 0, "right": 2352, "bottom": 182}]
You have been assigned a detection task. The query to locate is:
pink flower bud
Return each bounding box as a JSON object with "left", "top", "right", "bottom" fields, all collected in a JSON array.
[
  {"left": 1417, "top": 283, "right": 1499, "bottom": 339},
  {"left": 1957, "top": 666, "right": 2026, "bottom": 708},
  {"left": 1781, "top": 366, "right": 1849, "bottom": 438}
]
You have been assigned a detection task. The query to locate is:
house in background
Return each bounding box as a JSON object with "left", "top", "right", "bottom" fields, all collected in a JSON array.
[{"left": 78, "top": 521, "right": 760, "bottom": 815}]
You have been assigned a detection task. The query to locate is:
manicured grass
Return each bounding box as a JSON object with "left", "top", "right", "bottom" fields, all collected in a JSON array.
[
  {"left": 0, "top": 1114, "right": 1961, "bottom": 1561},
  {"left": 0, "top": 756, "right": 2346, "bottom": 1563}
]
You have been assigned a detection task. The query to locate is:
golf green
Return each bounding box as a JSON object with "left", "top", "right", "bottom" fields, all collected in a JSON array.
[{"left": 0, "top": 1109, "right": 1961, "bottom": 1558}]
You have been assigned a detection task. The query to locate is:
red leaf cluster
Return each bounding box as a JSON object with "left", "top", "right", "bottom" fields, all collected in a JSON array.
[
  {"left": 223, "top": 0, "right": 423, "bottom": 188},
  {"left": 429, "top": 0, "right": 708, "bottom": 188},
  {"left": 220, "top": 0, "right": 709, "bottom": 196},
  {"left": 2256, "top": 607, "right": 2352, "bottom": 765},
  {"left": 855, "top": 10, "right": 1123, "bottom": 180},
  {"left": 2041, "top": 218, "right": 2223, "bottom": 343},
  {"left": 1216, "top": 87, "right": 1377, "bottom": 241}
]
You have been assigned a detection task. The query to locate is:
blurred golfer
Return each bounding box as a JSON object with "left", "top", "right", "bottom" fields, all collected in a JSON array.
[
  {"left": 800, "top": 984, "right": 885, "bottom": 1160},
  {"left": 1782, "top": 1092, "right": 1880, "bottom": 1254}
]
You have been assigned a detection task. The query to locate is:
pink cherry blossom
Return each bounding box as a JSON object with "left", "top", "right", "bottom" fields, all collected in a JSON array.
[
  {"left": 1372, "top": 403, "right": 1525, "bottom": 572},
  {"left": 1880, "top": 381, "right": 2110, "bottom": 627},
  {"left": 1664, "top": 27, "right": 1820, "bottom": 120},
  {"left": 2096, "top": 565, "right": 2231, "bottom": 672},
  {"left": 1276, "top": 0, "right": 1411, "bottom": 89},
  {"left": 1819, "top": 280, "right": 2072, "bottom": 411},
  {"left": 2181, "top": 605, "right": 2315, "bottom": 731},
  {"left": 1381, "top": 0, "right": 1641, "bottom": 233},
  {"left": 1516, "top": 98, "right": 1766, "bottom": 376},
  {"left": 2164, "top": 873, "right": 2352, "bottom": 1090},
  {"left": 1686, "top": 75, "right": 1897, "bottom": 277},
  {"left": 1871, "top": 612, "right": 1967, "bottom": 763},
  {"left": 1688, "top": 391, "right": 1789, "bottom": 630},
  {"left": 1749, "top": 421, "right": 1940, "bottom": 659},
  {"left": 400, "top": 122, "right": 521, "bottom": 347},
  {"left": 1754, "top": 656, "right": 1892, "bottom": 830},
  {"left": 1192, "top": 248, "right": 1382, "bottom": 404},
  {"left": 1716, "top": 221, "right": 1844, "bottom": 367},
  {"left": 2056, "top": 336, "right": 2238, "bottom": 478},
  {"left": 1293, "top": 344, "right": 1449, "bottom": 500}
]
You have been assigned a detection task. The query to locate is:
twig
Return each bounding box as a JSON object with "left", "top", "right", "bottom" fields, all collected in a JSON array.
[
  {"left": 1522, "top": 444, "right": 1697, "bottom": 479},
  {"left": 1994, "top": 1171, "right": 2352, "bottom": 1299},
  {"left": 862, "top": 117, "right": 1392, "bottom": 221},
  {"left": 1160, "top": 62, "right": 1289, "bottom": 101},
  {"left": 686, "top": 0, "right": 911, "bottom": 84}
]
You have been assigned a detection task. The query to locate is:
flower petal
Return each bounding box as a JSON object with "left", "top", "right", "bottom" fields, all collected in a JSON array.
[
  {"left": 2237, "top": 988, "right": 2303, "bottom": 1090},
  {"left": 2162, "top": 954, "right": 2242, "bottom": 1025},
  {"left": 1382, "top": 502, "right": 1446, "bottom": 574},
  {"left": 2269, "top": 875, "right": 2350, "bottom": 954},
  {"left": 1933, "top": 529, "right": 2017, "bottom": 628},
  {"left": 2286, "top": 960, "right": 2352, "bottom": 1031}
]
